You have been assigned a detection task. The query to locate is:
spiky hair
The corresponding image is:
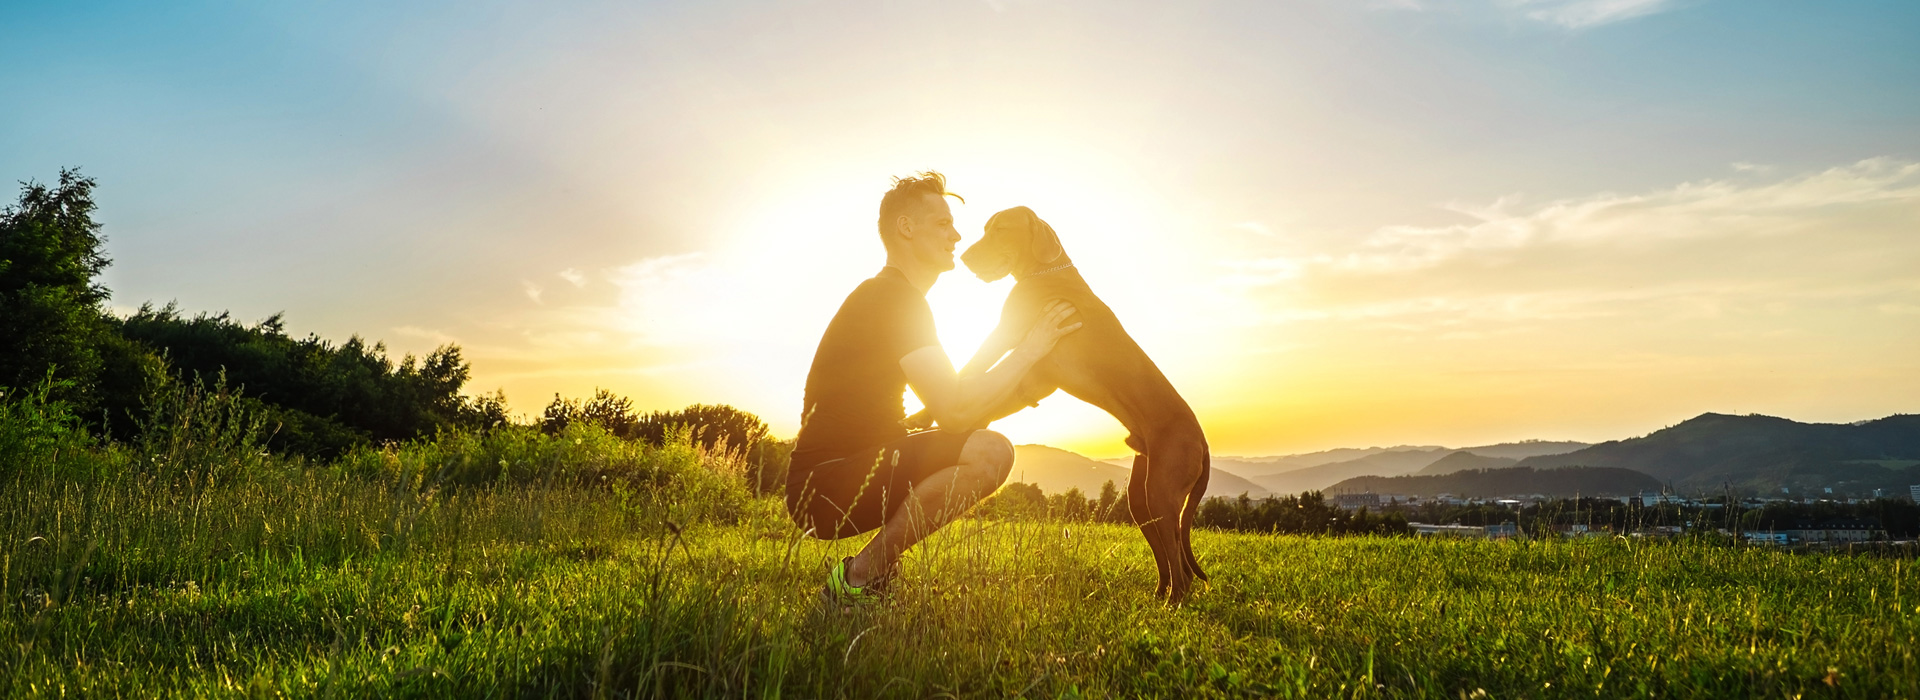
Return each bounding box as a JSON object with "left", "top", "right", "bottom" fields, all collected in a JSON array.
[{"left": 877, "top": 171, "right": 963, "bottom": 237}]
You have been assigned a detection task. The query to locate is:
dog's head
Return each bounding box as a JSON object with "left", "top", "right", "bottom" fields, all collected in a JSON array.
[{"left": 960, "top": 206, "right": 1068, "bottom": 282}]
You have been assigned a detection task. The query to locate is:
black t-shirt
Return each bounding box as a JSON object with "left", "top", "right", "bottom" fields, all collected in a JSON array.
[{"left": 791, "top": 267, "right": 940, "bottom": 473}]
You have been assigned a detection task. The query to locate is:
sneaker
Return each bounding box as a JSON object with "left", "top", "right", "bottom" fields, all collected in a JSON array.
[{"left": 821, "top": 557, "right": 893, "bottom": 608}]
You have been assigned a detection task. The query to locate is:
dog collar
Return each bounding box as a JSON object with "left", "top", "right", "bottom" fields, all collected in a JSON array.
[{"left": 1020, "top": 261, "right": 1075, "bottom": 280}]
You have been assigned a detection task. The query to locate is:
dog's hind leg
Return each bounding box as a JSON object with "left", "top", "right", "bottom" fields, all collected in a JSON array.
[
  {"left": 1127, "top": 452, "right": 1176, "bottom": 599},
  {"left": 1147, "top": 431, "right": 1210, "bottom": 603},
  {"left": 1180, "top": 452, "right": 1209, "bottom": 583}
]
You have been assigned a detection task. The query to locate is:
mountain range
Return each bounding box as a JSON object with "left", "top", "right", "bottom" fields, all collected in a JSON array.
[
  {"left": 1239, "top": 441, "right": 1590, "bottom": 495},
  {"left": 1414, "top": 451, "right": 1519, "bottom": 476},
  {"left": 1328, "top": 466, "right": 1662, "bottom": 498},
  {"left": 1513, "top": 413, "right": 1920, "bottom": 492},
  {"left": 1012, "top": 412, "right": 1920, "bottom": 498}
]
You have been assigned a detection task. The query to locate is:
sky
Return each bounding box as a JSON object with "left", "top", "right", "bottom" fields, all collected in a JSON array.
[{"left": 3, "top": 0, "right": 1917, "bottom": 458}]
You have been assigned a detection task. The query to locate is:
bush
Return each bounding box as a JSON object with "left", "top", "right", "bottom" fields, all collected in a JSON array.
[
  {"left": 0, "top": 376, "right": 106, "bottom": 480},
  {"left": 541, "top": 392, "right": 770, "bottom": 455},
  {"left": 331, "top": 422, "right": 759, "bottom": 527}
]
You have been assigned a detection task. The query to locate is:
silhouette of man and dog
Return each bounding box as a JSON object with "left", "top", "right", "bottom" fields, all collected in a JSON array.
[{"left": 789, "top": 171, "right": 1209, "bottom": 607}]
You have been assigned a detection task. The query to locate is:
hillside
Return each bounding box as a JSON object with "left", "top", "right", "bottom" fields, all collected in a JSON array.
[
  {"left": 1453, "top": 440, "right": 1590, "bottom": 461},
  {"left": 1013, "top": 445, "right": 1268, "bottom": 499},
  {"left": 1220, "top": 446, "right": 1443, "bottom": 478},
  {"left": 1414, "top": 451, "right": 1519, "bottom": 476},
  {"left": 1251, "top": 448, "right": 1452, "bottom": 495},
  {"left": 1113, "top": 448, "right": 1421, "bottom": 479},
  {"left": 1513, "top": 413, "right": 1920, "bottom": 492},
  {"left": 1328, "top": 466, "right": 1662, "bottom": 498},
  {"left": 1124, "top": 441, "right": 1588, "bottom": 483}
]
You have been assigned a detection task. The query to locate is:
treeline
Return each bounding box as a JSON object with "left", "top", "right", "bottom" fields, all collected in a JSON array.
[
  {"left": 1, "top": 171, "right": 504, "bottom": 456},
  {"left": 974, "top": 484, "right": 1920, "bottom": 541},
  {"left": 975, "top": 481, "right": 1135, "bottom": 524},
  {"left": 1384, "top": 497, "right": 1920, "bottom": 538},
  {"left": 1197, "top": 491, "right": 1412, "bottom": 536},
  {"left": 975, "top": 482, "right": 1414, "bottom": 537},
  {"left": 1, "top": 169, "right": 790, "bottom": 483},
  {"left": 539, "top": 390, "right": 791, "bottom": 495}
]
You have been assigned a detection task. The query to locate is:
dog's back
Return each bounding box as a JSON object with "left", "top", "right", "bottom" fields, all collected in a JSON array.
[{"left": 1003, "top": 268, "right": 1198, "bottom": 440}]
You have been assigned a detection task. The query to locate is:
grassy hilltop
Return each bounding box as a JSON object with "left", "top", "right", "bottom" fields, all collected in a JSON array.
[{"left": 5, "top": 387, "right": 1920, "bottom": 698}]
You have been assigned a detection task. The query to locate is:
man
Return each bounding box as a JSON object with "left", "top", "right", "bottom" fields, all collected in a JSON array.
[{"left": 789, "top": 171, "right": 1080, "bottom": 606}]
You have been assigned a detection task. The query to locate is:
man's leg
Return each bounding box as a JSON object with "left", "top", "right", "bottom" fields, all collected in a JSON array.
[{"left": 845, "top": 430, "right": 1014, "bottom": 587}]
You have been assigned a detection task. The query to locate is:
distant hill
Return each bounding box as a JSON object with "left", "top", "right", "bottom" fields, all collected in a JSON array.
[
  {"left": 1328, "top": 466, "right": 1661, "bottom": 498},
  {"left": 1013, "top": 445, "right": 1268, "bottom": 499},
  {"left": 1112, "top": 448, "right": 1417, "bottom": 479},
  {"left": 1251, "top": 448, "right": 1452, "bottom": 495},
  {"left": 1012, "top": 445, "right": 1129, "bottom": 497},
  {"left": 1222, "top": 446, "right": 1443, "bottom": 478},
  {"left": 1513, "top": 413, "right": 1920, "bottom": 492},
  {"left": 1452, "top": 440, "right": 1590, "bottom": 462},
  {"left": 1415, "top": 451, "right": 1518, "bottom": 476},
  {"left": 1119, "top": 440, "right": 1588, "bottom": 482}
]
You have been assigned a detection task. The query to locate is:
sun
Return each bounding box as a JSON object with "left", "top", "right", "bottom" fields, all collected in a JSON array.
[{"left": 925, "top": 271, "right": 1011, "bottom": 367}]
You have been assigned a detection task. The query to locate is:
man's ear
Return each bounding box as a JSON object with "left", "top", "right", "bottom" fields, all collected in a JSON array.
[{"left": 1029, "top": 214, "right": 1063, "bottom": 264}]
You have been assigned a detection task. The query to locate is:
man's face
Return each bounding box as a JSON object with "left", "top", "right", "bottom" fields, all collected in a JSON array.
[{"left": 902, "top": 194, "right": 962, "bottom": 273}]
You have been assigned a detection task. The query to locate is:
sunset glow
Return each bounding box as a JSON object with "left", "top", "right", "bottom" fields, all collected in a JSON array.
[{"left": 5, "top": 1, "right": 1916, "bottom": 458}]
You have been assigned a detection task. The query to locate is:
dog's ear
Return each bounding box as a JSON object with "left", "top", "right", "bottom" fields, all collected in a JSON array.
[{"left": 1028, "top": 212, "right": 1063, "bottom": 265}]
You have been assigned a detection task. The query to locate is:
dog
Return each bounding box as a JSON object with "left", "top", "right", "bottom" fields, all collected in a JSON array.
[{"left": 949, "top": 205, "right": 1211, "bottom": 603}]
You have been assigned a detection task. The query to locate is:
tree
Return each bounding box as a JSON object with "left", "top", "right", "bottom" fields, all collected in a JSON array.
[
  {"left": 541, "top": 389, "right": 641, "bottom": 437},
  {"left": 117, "top": 303, "right": 506, "bottom": 457},
  {"left": 636, "top": 404, "right": 770, "bottom": 455},
  {"left": 0, "top": 170, "right": 112, "bottom": 408},
  {"left": 975, "top": 482, "right": 1047, "bottom": 520},
  {"left": 1097, "top": 480, "right": 1122, "bottom": 522}
]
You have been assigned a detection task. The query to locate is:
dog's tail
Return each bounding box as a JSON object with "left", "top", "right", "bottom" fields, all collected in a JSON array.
[{"left": 1181, "top": 450, "right": 1210, "bottom": 582}]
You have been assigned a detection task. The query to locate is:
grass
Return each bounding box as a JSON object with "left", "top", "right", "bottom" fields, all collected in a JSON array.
[{"left": 4, "top": 388, "right": 1919, "bottom": 697}]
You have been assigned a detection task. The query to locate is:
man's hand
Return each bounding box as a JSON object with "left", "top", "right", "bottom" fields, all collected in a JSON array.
[
  {"left": 1018, "top": 300, "right": 1082, "bottom": 356},
  {"left": 902, "top": 408, "right": 934, "bottom": 431},
  {"left": 900, "top": 299, "right": 1082, "bottom": 433}
]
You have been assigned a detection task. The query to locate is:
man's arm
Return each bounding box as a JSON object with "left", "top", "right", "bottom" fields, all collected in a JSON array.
[
  {"left": 902, "top": 300, "right": 1079, "bottom": 433},
  {"left": 900, "top": 327, "right": 1018, "bottom": 431}
]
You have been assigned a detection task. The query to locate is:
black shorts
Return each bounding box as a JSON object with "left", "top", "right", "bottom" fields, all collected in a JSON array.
[{"left": 785, "top": 429, "right": 976, "bottom": 540}]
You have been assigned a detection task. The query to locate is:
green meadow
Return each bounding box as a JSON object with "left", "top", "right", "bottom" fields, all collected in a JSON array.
[{"left": 5, "top": 387, "right": 1919, "bottom": 699}]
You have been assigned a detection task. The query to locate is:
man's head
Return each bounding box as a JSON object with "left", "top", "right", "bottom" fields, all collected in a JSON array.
[
  {"left": 878, "top": 171, "right": 964, "bottom": 274},
  {"left": 960, "top": 206, "right": 1068, "bottom": 282}
]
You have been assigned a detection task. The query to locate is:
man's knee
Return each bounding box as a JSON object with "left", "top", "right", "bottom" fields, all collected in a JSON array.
[{"left": 959, "top": 430, "right": 1015, "bottom": 485}]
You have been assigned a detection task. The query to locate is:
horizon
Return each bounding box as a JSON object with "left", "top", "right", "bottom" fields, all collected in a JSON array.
[
  {"left": 4, "top": 1, "right": 1917, "bottom": 456},
  {"left": 1012, "top": 408, "right": 1920, "bottom": 463}
]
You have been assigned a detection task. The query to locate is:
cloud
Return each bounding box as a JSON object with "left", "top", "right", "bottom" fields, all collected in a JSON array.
[
  {"left": 558, "top": 268, "right": 587, "bottom": 288},
  {"left": 1507, "top": 0, "right": 1675, "bottom": 28},
  {"left": 1232, "top": 158, "right": 1920, "bottom": 328},
  {"left": 1231, "top": 221, "right": 1277, "bottom": 237},
  {"left": 393, "top": 325, "right": 459, "bottom": 346},
  {"left": 521, "top": 280, "right": 544, "bottom": 303},
  {"left": 604, "top": 253, "right": 720, "bottom": 345},
  {"left": 1337, "top": 158, "right": 1920, "bottom": 274},
  {"left": 1374, "top": 0, "right": 1678, "bottom": 29}
]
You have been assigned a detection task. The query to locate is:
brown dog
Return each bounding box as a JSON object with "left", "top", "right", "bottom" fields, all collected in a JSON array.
[{"left": 952, "top": 205, "right": 1211, "bottom": 603}]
